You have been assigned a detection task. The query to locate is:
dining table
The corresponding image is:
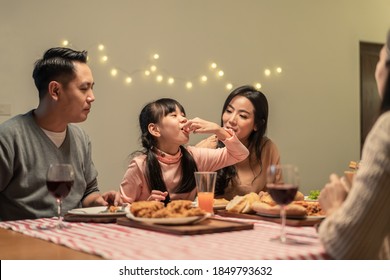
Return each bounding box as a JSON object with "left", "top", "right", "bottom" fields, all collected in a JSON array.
[{"left": 0, "top": 213, "right": 329, "bottom": 260}]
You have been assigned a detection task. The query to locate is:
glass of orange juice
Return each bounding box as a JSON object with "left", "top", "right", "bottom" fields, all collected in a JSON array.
[{"left": 194, "top": 171, "right": 216, "bottom": 213}]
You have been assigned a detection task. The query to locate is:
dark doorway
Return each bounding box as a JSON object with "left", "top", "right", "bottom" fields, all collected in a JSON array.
[{"left": 360, "top": 42, "right": 382, "bottom": 153}]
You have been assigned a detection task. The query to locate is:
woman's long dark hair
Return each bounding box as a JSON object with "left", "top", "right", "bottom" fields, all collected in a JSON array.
[
  {"left": 380, "top": 30, "right": 390, "bottom": 114},
  {"left": 137, "top": 98, "right": 198, "bottom": 194},
  {"left": 215, "top": 85, "right": 269, "bottom": 196}
]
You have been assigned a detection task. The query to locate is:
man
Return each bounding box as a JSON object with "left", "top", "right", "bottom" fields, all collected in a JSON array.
[{"left": 0, "top": 47, "right": 120, "bottom": 221}]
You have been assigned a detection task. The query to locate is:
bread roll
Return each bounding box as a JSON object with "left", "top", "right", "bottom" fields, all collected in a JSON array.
[
  {"left": 252, "top": 201, "right": 306, "bottom": 217},
  {"left": 226, "top": 192, "right": 260, "bottom": 213}
]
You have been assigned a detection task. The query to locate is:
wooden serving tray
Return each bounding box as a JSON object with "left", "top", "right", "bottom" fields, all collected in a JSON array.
[
  {"left": 116, "top": 217, "right": 253, "bottom": 235},
  {"left": 215, "top": 210, "right": 324, "bottom": 227}
]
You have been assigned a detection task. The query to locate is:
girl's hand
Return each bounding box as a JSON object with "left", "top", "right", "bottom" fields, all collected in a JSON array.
[{"left": 148, "top": 190, "right": 169, "bottom": 202}]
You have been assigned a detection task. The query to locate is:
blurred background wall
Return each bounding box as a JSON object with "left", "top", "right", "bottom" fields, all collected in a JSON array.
[{"left": 1, "top": 0, "right": 389, "bottom": 194}]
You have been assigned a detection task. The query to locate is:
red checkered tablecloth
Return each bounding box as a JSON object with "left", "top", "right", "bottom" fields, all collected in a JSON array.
[{"left": 0, "top": 216, "right": 329, "bottom": 260}]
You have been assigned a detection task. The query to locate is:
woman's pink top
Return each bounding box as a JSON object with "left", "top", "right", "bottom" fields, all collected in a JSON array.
[{"left": 120, "top": 132, "right": 249, "bottom": 203}]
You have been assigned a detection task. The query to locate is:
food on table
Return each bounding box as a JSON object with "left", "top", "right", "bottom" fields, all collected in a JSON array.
[
  {"left": 225, "top": 192, "right": 260, "bottom": 213},
  {"left": 252, "top": 191, "right": 324, "bottom": 217},
  {"left": 251, "top": 200, "right": 307, "bottom": 216},
  {"left": 214, "top": 198, "right": 230, "bottom": 207},
  {"left": 293, "top": 200, "right": 325, "bottom": 216},
  {"left": 307, "top": 190, "right": 320, "bottom": 200},
  {"left": 130, "top": 200, "right": 206, "bottom": 218}
]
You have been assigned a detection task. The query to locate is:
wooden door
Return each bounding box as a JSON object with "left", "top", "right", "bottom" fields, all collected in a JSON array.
[{"left": 360, "top": 42, "right": 382, "bottom": 153}]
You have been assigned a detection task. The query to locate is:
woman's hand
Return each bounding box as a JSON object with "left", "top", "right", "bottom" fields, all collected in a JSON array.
[
  {"left": 147, "top": 190, "right": 169, "bottom": 202},
  {"left": 319, "top": 174, "right": 351, "bottom": 216}
]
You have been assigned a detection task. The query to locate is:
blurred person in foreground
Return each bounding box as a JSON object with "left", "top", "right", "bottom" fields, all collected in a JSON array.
[
  {"left": 0, "top": 47, "right": 120, "bottom": 221},
  {"left": 318, "top": 30, "right": 390, "bottom": 259},
  {"left": 196, "top": 85, "right": 280, "bottom": 200}
]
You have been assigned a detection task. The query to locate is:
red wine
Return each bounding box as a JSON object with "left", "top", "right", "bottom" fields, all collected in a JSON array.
[
  {"left": 47, "top": 181, "right": 73, "bottom": 199},
  {"left": 267, "top": 184, "right": 298, "bottom": 205}
]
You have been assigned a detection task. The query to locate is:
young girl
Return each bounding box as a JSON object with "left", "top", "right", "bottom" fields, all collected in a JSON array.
[{"left": 119, "top": 98, "right": 249, "bottom": 203}]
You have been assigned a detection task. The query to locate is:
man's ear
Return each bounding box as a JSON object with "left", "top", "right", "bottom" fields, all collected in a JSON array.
[
  {"left": 48, "top": 81, "right": 61, "bottom": 100},
  {"left": 148, "top": 123, "right": 161, "bottom": 137}
]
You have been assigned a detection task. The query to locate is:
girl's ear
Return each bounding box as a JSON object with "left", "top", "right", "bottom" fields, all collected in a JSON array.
[{"left": 148, "top": 123, "right": 161, "bottom": 137}]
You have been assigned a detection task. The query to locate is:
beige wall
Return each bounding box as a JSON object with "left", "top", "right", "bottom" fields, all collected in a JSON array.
[{"left": 1, "top": 0, "right": 389, "bottom": 194}]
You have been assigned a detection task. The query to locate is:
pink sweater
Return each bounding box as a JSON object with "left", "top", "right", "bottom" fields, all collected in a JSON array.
[{"left": 120, "top": 133, "right": 249, "bottom": 203}]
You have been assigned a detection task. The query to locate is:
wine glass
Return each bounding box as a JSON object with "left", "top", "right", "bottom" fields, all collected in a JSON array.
[
  {"left": 46, "top": 163, "right": 74, "bottom": 229},
  {"left": 266, "top": 164, "right": 299, "bottom": 243}
]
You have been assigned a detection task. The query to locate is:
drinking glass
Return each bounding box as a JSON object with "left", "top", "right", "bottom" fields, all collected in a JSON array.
[
  {"left": 46, "top": 163, "right": 74, "bottom": 229},
  {"left": 266, "top": 164, "right": 299, "bottom": 243},
  {"left": 194, "top": 171, "right": 216, "bottom": 213}
]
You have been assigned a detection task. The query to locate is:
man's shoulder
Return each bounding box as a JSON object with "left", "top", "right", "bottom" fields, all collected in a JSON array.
[{"left": 0, "top": 111, "right": 32, "bottom": 134}]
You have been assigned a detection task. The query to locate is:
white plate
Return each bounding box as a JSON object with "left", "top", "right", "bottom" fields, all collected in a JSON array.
[
  {"left": 256, "top": 212, "right": 325, "bottom": 220},
  {"left": 126, "top": 212, "right": 211, "bottom": 225},
  {"left": 68, "top": 206, "right": 129, "bottom": 217}
]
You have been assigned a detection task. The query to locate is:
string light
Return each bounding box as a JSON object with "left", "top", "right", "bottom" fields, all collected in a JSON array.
[
  {"left": 110, "top": 69, "right": 118, "bottom": 76},
  {"left": 64, "top": 39, "right": 283, "bottom": 91},
  {"left": 186, "top": 82, "right": 193, "bottom": 89},
  {"left": 156, "top": 75, "right": 163, "bottom": 82}
]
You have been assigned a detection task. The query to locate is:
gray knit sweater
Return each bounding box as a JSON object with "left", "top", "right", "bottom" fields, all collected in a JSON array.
[
  {"left": 0, "top": 110, "right": 99, "bottom": 221},
  {"left": 319, "top": 111, "right": 390, "bottom": 259}
]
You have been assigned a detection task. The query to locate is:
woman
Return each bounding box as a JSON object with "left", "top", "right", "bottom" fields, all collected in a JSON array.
[
  {"left": 196, "top": 85, "right": 280, "bottom": 200},
  {"left": 318, "top": 30, "right": 390, "bottom": 259},
  {"left": 119, "top": 98, "right": 248, "bottom": 203}
]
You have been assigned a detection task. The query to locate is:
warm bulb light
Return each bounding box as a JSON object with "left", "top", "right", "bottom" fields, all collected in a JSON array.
[
  {"left": 226, "top": 83, "right": 233, "bottom": 90},
  {"left": 62, "top": 40, "right": 69, "bottom": 46},
  {"left": 186, "top": 82, "right": 193, "bottom": 89},
  {"left": 111, "top": 69, "right": 118, "bottom": 76},
  {"left": 153, "top": 54, "right": 159, "bottom": 60},
  {"left": 201, "top": 75, "right": 208, "bottom": 82},
  {"left": 156, "top": 75, "right": 163, "bottom": 82},
  {"left": 255, "top": 83, "right": 262, "bottom": 89},
  {"left": 145, "top": 70, "right": 151, "bottom": 76},
  {"left": 218, "top": 70, "right": 224, "bottom": 77},
  {"left": 125, "top": 77, "right": 132, "bottom": 84},
  {"left": 210, "top": 63, "right": 217, "bottom": 69},
  {"left": 98, "top": 44, "right": 105, "bottom": 51},
  {"left": 168, "top": 77, "right": 175, "bottom": 84},
  {"left": 150, "top": 65, "right": 157, "bottom": 72},
  {"left": 101, "top": 56, "right": 108, "bottom": 62},
  {"left": 276, "top": 67, "right": 282, "bottom": 73},
  {"left": 264, "top": 69, "right": 271, "bottom": 76}
]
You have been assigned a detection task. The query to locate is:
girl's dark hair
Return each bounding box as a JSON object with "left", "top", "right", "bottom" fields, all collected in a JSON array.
[
  {"left": 215, "top": 85, "right": 269, "bottom": 196},
  {"left": 138, "top": 98, "right": 198, "bottom": 194},
  {"left": 380, "top": 30, "right": 390, "bottom": 114},
  {"left": 32, "top": 47, "right": 88, "bottom": 99}
]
